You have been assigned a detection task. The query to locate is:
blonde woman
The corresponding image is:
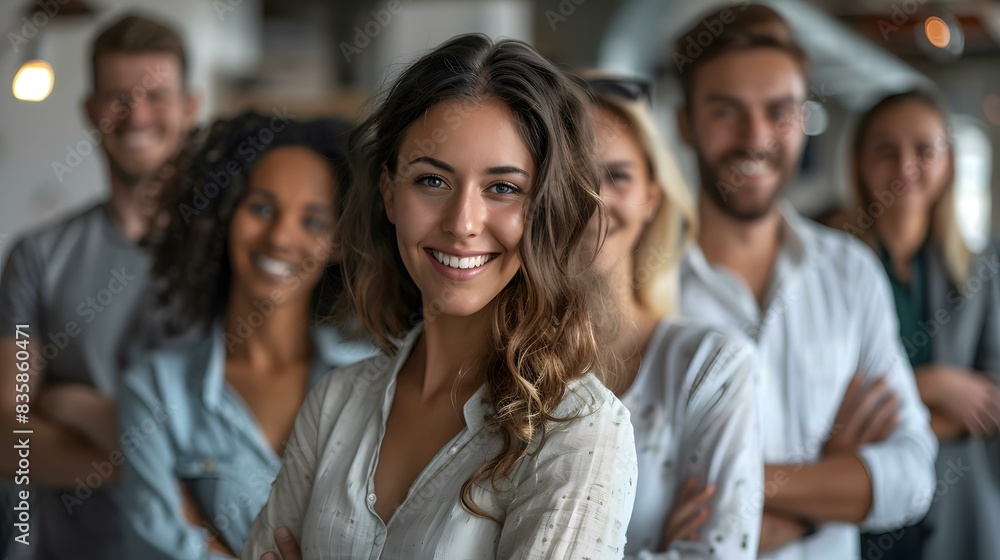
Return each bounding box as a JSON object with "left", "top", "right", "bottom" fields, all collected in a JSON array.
[
  {"left": 581, "top": 74, "right": 763, "bottom": 559},
  {"left": 849, "top": 89, "right": 1000, "bottom": 560}
]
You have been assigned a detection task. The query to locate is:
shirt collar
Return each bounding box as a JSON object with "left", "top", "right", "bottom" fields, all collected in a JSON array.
[
  {"left": 775, "top": 199, "right": 811, "bottom": 267},
  {"left": 684, "top": 199, "right": 813, "bottom": 280},
  {"left": 200, "top": 322, "right": 365, "bottom": 410}
]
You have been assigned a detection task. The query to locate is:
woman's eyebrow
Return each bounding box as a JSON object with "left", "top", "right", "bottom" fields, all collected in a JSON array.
[
  {"left": 305, "top": 202, "right": 334, "bottom": 212},
  {"left": 408, "top": 156, "right": 454, "bottom": 173},
  {"left": 409, "top": 156, "right": 530, "bottom": 179},
  {"left": 485, "top": 166, "right": 530, "bottom": 178},
  {"left": 245, "top": 188, "right": 276, "bottom": 199}
]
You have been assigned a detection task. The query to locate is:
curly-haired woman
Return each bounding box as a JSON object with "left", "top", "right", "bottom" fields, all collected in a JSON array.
[
  {"left": 242, "top": 34, "right": 638, "bottom": 560},
  {"left": 117, "top": 111, "right": 376, "bottom": 559}
]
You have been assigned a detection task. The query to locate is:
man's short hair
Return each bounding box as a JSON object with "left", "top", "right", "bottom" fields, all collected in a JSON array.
[
  {"left": 673, "top": 4, "right": 809, "bottom": 106},
  {"left": 90, "top": 14, "right": 188, "bottom": 91}
]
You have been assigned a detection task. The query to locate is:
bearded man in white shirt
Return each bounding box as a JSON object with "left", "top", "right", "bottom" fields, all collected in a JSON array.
[{"left": 673, "top": 5, "right": 937, "bottom": 559}]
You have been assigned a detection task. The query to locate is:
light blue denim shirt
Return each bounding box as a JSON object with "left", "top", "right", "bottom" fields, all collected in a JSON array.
[{"left": 117, "top": 322, "right": 378, "bottom": 560}]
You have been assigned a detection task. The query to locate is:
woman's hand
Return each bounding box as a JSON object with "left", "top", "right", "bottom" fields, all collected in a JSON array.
[
  {"left": 261, "top": 527, "right": 301, "bottom": 560},
  {"left": 659, "top": 477, "right": 715, "bottom": 550},
  {"left": 916, "top": 365, "right": 1000, "bottom": 437}
]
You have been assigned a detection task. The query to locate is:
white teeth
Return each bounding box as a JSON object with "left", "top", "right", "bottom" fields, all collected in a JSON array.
[
  {"left": 121, "top": 130, "right": 157, "bottom": 149},
  {"left": 254, "top": 254, "right": 295, "bottom": 277},
  {"left": 736, "top": 160, "right": 773, "bottom": 177},
  {"left": 432, "top": 250, "right": 493, "bottom": 270}
]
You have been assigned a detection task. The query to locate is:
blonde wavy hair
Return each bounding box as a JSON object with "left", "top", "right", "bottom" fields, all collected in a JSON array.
[
  {"left": 849, "top": 89, "right": 972, "bottom": 285},
  {"left": 336, "top": 34, "right": 618, "bottom": 519},
  {"left": 579, "top": 72, "right": 698, "bottom": 317}
]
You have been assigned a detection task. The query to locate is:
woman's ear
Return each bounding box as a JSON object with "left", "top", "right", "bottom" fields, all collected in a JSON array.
[{"left": 380, "top": 166, "right": 396, "bottom": 224}]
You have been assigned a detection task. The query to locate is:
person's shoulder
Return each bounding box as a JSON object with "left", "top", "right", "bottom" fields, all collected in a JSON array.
[
  {"left": 311, "top": 324, "right": 381, "bottom": 370},
  {"left": 309, "top": 346, "right": 396, "bottom": 398},
  {"left": 122, "top": 332, "right": 215, "bottom": 395},
  {"left": 646, "top": 317, "right": 755, "bottom": 399},
  {"left": 798, "top": 218, "right": 883, "bottom": 281},
  {"left": 648, "top": 317, "right": 752, "bottom": 365},
  {"left": 530, "top": 374, "right": 635, "bottom": 476},
  {"left": 8, "top": 201, "right": 108, "bottom": 256},
  {"left": 557, "top": 373, "right": 631, "bottom": 427}
]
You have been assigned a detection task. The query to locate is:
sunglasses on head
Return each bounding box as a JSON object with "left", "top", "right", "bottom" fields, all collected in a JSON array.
[{"left": 584, "top": 76, "right": 652, "bottom": 104}]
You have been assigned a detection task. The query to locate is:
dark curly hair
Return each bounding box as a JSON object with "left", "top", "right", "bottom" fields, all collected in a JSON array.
[{"left": 153, "top": 110, "right": 352, "bottom": 335}]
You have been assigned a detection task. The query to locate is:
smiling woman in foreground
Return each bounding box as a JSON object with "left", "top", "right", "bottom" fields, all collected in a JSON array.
[{"left": 240, "top": 34, "right": 638, "bottom": 560}]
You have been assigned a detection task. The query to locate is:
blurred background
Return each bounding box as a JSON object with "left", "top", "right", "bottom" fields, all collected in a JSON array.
[{"left": 1, "top": 0, "right": 998, "bottom": 253}]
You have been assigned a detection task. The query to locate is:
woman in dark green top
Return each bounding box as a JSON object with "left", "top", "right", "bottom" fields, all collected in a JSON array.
[{"left": 849, "top": 89, "right": 1000, "bottom": 560}]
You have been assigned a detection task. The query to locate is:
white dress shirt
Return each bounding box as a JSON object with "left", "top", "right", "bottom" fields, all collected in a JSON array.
[
  {"left": 680, "top": 202, "right": 938, "bottom": 560},
  {"left": 241, "top": 324, "right": 638, "bottom": 559},
  {"left": 621, "top": 318, "right": 762, "bottom": 560}
]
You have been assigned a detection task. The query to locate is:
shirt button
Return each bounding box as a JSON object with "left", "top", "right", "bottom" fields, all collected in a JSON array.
[
  {"left": 447, "top": 446, "right": 458, "bottom": 456},
  {"left": 367, "top": 493, "right": 376, "bottom": 503},
  {"left": 374, "top": 533, "right": 385, "bottom": 545},
  {"left": 202, "top": 458, "right": 215, "bottom": 472}
]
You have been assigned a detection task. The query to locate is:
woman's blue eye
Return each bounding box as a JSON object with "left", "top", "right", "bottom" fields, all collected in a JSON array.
[
  {"left": 249, "top": 203, "right": 274, "bottom": 219},
  {"left": 416, "top": 175, "right": 445, "bottom": 188},
  {"left": 489, "top": 182, "right": 519, "bottom": 195},
  {"left": 303, "top": 216, "right": 327, "bottom": 231}
]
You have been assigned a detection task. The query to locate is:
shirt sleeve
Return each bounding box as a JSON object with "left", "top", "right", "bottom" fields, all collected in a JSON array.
[
  {"left": 974, "top": 241, "right": 1000, "bottom": 382},
  {"left": 496, "top": 388, "right": 638, "bottom": 560},
  {"left": 118, "top": 361, "right": 214, "bottom": 559},
  {"left": 240, "top": 372, "right": 325, "bottom": 560},
  {"left": 851, "top": 247, "right": 938, "bottom": 532},
  {"left": 631, "top": 341, "right": 763, "bottom": 560},
  {"left": 0, "top": 237, "right": 43, "bottom": 337}
]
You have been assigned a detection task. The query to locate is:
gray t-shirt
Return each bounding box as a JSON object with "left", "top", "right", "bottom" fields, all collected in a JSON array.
[{"left": 0, "top": 201, "right": 159, "bottom": 559}]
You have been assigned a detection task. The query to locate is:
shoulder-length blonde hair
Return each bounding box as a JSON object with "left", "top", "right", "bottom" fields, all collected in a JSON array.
[
  {"left": 849, "top": 89, "right": 971, "bottom": 285},
  {"left": 580, "top": 73, "right": 697, "bottom": 317},
  {"left": 336, "top": 34, "right": 617, "bottom": 519}
]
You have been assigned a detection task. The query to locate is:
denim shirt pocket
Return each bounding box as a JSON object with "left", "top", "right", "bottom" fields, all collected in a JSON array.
[{"left": 175, "top": 457, "right": 255, "bottom": 553}]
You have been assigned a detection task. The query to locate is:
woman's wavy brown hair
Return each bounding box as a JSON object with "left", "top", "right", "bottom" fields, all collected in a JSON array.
[{"left": 337, "top": 34, "right": 618, "bottom": 519}]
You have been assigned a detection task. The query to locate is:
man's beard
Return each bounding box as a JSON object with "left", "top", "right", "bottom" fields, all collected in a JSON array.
[{"left": 697, "top": 150, "right": 790, "bottom": 222}]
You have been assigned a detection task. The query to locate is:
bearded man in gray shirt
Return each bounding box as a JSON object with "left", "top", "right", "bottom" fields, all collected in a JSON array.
[{"left": 0, "top": 14, "right": 198, "bottom": 559}]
